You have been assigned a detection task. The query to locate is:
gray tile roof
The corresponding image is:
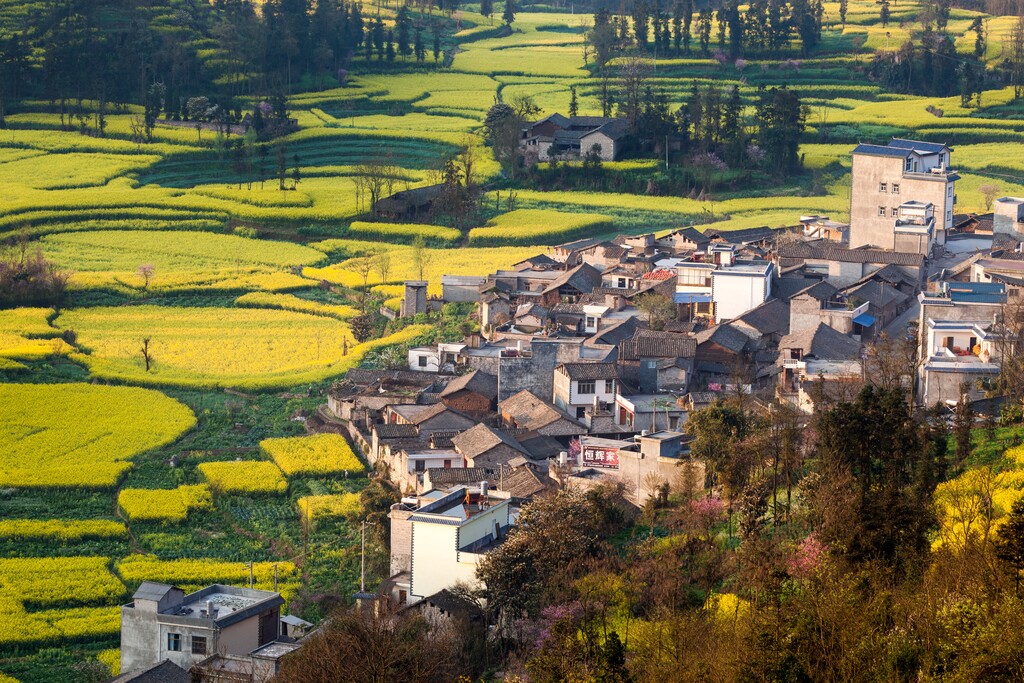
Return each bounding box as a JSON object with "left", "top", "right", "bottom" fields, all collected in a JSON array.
[
  {"left": 132, "top": 582, "right": 178, "bottom": 602},
  {"left": 558, "top": 362, "right": 619, "bottom": 381},
  {"left": 618, "top": 329, "right": 697, "bottom": 360},
  {"left": 852, "top": 143, "right": 912, "bottom": 158},
  {"left": 732, "top": 298, "right": 790, "bottom": 337},
  {"left": 779, "top": 323, "right": 862, "bottom": 361},
  {"left": 374, "top": 423, "right": 420, "bottom": 439},
  {"left": 777, "top": 243, "right": 925, "bottom": 267},
  {"left": 452, "top": 423, "right": 530, "bottom": 459},
  {"left": 112, "top": 660, "right": 190, "bottom": 683},
  {"left": 696, "top": 323, "right": 753, "bottom": 353},
  {"left": 440, "top": 370, "right": 498, "bottom": 400}
]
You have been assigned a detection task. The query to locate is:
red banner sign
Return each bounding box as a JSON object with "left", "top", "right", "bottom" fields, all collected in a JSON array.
[{"left": 582, "top": 446, "right": 620, "bottom": 469}]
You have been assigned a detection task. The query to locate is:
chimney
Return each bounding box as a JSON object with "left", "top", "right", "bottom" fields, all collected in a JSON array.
[
  {"left": 207, "top": 600, "right": 217, "bottom": 619},
  {"left": 558, "top": 451, "right": 568, "bottom": 466}
]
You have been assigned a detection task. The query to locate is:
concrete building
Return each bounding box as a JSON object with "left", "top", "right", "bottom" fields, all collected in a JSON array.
[
  {"left": 553, "top": 362, "right": 618, "bottom": 418},
  {"left": 849, "top": 139, "right": 957, "bottom": 252},
  {"left": 917, "top": 281, "right": 1007, "bottom": 406},
  {"left": 407, "top": 346, "right": 440, "bottom": 372},
  {"left": 788, "top": 281, "right": 874, "bottom": 337},
  {"left": 711, "top": 261, "right": 774, "bottom": 323},
  {"left": 400, "top": 280, "right": 428, "bottom": 318},
  {"left": 778, "top": 323, "right": 864, "bottom": 413},
  {"left": 993, "top": 197, "right": 1024, "bottom": 239},
  {"left": 387, "top": 486, "right": 513, "bottom": 605},
  {"left": 617, "top": 431, "right": 703, "bottom": 504},
  {"left": 120, "top": 583, "right": 284, "bottom": 674}
]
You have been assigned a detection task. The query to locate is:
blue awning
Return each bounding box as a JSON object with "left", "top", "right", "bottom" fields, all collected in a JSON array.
[
  {"left": 674, "top": 293, "right": 712, "bottom": 304},
  {"left": 853, "top": 313, "right": 876, "bottom": 327}
]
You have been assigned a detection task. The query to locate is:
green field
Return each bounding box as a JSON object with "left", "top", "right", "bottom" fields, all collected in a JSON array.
[{"left": 4, "top": 0, "right": 1024, "bottom": 677}]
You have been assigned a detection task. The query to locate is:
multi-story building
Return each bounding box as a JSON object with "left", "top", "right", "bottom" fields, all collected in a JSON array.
[
  {"left": 917, "top": 281, "right": 1007, "bottom": 406},
  {"left": 850, "top": 138, "right": 957, "bottom": 253},
  {"left": 120, "top": 583, "right": 284, "bottom": 674},
  {"left": 387, "top": 485, "right": 513, "bottom": 605}
]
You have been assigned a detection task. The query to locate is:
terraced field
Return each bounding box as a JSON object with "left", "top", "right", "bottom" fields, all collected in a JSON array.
[{"left": 3, "top": 0, "right": 1024, "bottom": 678}]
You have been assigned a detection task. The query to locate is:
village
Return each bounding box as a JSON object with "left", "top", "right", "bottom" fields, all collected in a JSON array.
[{"left": 110, "top": 137, "right": 1024, "bottom": 681}]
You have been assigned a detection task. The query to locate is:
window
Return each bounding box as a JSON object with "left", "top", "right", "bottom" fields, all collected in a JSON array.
[
  {"left": 617, "top": 277, "right": 627, "bottom": 288},
  {"left": 578, "top": 380, "right": 596, "bottom": 394},
  {"left": 878, "top": 206, "right": 886, "bottom": 216},
  {"left": 414, "top": 459, "right": 425, "bottom": 472},
  {"left": 417, "top": 355, "right": 428, "bottom": 368},
  {"left": 167, "top": 633, "right": 181, "bottom": 652},
  {"left": 586, "top": 316, "right": 597, "bottom": 329},
  {"left": 603, "top": 379, "right": 615, "bottom": 394},
  {"left": 892, "top": 208, "right": 899, "bottom": 217},
  {"left": 892, "top": 183, "right": 900, "bottom": 194},
  {"left": 905, "top": 158, "right": 913, "bottom": 172},
  {"left": 576, "top": 406, "right": 586, "bottom": 418},
  {"left": 879, "top": 182, "right": 887, "bottom": 192},
  {"left": 443, "top": 459, "right": 451, "bottom": 468},
  {"left": 192, "top": 636, "right": 207, "bottom": 656}
]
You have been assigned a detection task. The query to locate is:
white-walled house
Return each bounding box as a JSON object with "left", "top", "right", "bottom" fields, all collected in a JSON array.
[
  {"left": 712, "top": 261, "right": 774, "bottom": 323},
  {"left": 388, "top": 486, "right": 513, "bottom": 605},
  {"left": 553, "top": 362, "right": 618, "bottom": 418},
  {"left": 408, "top": 346, "right": 440, "bottom": 372}
]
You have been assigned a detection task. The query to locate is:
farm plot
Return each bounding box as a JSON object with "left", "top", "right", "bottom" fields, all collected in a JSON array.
[
  {"left": 303, "top": 245, "right": 541, "bottom": 294},
  {"left": 56, "top": 306, "right": 358, "bottom": 390},
  {"left": 0, "top": 520, "right": 126, "bottom": 543},
  {"left": 0, "top": 308, "right": 69, "bottom": 361},
  {"left": 346, "top": 220, "right": 462, "bottom": 245},
  {"left": 0, "top": 384, "right": 195, "bottom": 489},
  {"left": 467, "top": 208, "right": 613, "bottom": 245},
  {"left": 118, "top": 485, "right": 214, "bottom": 523},
  {"left": 116, "top": 556, "right": 300, "bottom": 596},
  {"left": 297, "top": 493, "right": 362, "bottom": 522},
  {"left": 0, "top": 152, "right": 160, "bottom": 190},
  {"left": 198, "top": 461, "right": 288, "bottom": 495},
  {"left": 235, "top": 293, "right": 359, "bottom": 320},
  {"left": 0, "top": 556, "right": 126, "bottom": 648},
  {"left": 261, "top": 434, "right": 365, "bottom": 477},
  {"left": 41, "top": 230, "right": 324, "bottom": 293}
]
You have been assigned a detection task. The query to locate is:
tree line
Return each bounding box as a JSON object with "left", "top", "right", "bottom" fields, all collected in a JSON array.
[{"left": 0, "top": 0, "right": 453, "bottom": 128}]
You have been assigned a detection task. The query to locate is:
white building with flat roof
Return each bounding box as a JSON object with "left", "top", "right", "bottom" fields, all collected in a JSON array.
[
  {"left": 388, "top": 486, "right": 513, "bottom": 606},
  {"left": 120, "top": 583, "right": 284, "bottom": 674}
]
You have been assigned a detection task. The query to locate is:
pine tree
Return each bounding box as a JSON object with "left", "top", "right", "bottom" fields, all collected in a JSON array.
[
  {"left": 481, "top": 0, "right": 494, "bottom": 23},
  {"left": 880, "top": 0, "right": 890, "bottom": 28},
  {"left": 414, "top": 26, "right": 426, "bottom": 62},
  {"left": 502, "top": 0, "right": 516, "bottom": 26},
  {"left": 568, "top": 86, "right": 579, "bottom": 117}
]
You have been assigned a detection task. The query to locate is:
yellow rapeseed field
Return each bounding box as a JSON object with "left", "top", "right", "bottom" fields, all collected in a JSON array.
[
  {"left": 297, "top": 493, "right": 362, "bottom": 521},
  {"left": 198, "top": 461, "right": 288, "bottom": 495},
  {"left": 0, "top": 556, "right": 125, "bottom": 647},
  {"left": 0, "top": 308, "right": 70, "bottom": 360},
  {"left": 0, "top": 384, "right": 195, "bottom": 488},
  {"left": 57, "top": 306, "right": 357, "bottom": 390},
  {"left": 0, "top": 519, "right": 126, "bottom": 542},
  {"left": 118, "top": 485, "right": 214, "bottom": 523},
  {"left": 235, "top": 292, "right": 359, "bottom": 320},
  {"left": 261, "top": 434, "right": 364, "bottom": 477},
  {"left": 116, "top": 556, "right": 300, "bottom": 598}
]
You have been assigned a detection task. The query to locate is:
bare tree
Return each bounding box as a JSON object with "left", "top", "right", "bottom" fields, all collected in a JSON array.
[
  {"left": 374, "top": 251, "right": 392, "bottom": 284},
  {"left": 140, "top": 337, "right": 154, "bottom": 372},
  {"left": 618, "top": 56, "right": 654, "bottom": 127},
  {"left": 457, "top": 134, "right": 479, "bottom": 188},
  {"left": 980, "top": 183, "right": 1001, "bottom": 212},
  {"left": 354, "top": 154, "right": 399, "bottom": 213},
  {"left": 411, "top": 235, "right": 433, "bottom": 280},
  {"left": 351, "top": 259, "right": 375, "bottom": 312}
]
